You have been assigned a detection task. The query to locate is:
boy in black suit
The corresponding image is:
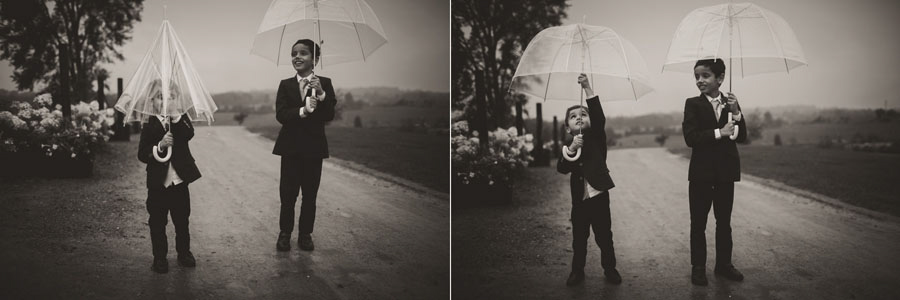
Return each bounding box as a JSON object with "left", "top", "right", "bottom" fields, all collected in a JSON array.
[
  {"left": 682, "top": 58, "right": 748, "bottom": 285},
  {"left": 273, "top": 39, "right": 336, "bottom": 252},
  {"left": 558, "top": 74, "right": 621, "bottom": 287},
  {"left": 137, "top": 81, "right": 201, "bottom": 274}
]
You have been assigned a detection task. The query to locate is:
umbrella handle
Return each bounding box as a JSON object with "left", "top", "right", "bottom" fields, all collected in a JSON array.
[
  {"left": 153, "top": 144, "right": 173, "bottom": 162},
  {"left": 562, "top": 145, "right": 582, "bottom": 162},
  {"left": 728, "top": 112, "right": 739, "bottom": 140},
  {"left": 153, "top": 122, "right": 173, "bottom": 162}
]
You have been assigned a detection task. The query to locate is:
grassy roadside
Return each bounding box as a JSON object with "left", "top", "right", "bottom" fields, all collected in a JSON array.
[
  {"left": 247, "top": 125, "right": 449, "bottom": 193},
  {"left": 669, "top": 145, "right": 900, "bottom": 217}
]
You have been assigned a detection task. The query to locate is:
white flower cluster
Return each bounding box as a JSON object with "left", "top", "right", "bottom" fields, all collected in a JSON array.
[
  {"left": 1, "top": 94, "right": 114, "bottom": 157},
  {"left": 451, "top": 114, "right": 535, "bottom": 186}
]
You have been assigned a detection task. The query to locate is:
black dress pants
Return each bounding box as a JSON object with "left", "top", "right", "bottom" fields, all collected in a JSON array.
[
  {"left": 146, "top": 183, "right": 191, "bottom": 258},
  {"left": 689, "top": 181, "right": 735, "bottom": 267},
  {"left": 279, "top": 155, "right": 323, "bottom": 234},
  {"left": 571, "top": 192, "right": 616, "bottom": 271}
]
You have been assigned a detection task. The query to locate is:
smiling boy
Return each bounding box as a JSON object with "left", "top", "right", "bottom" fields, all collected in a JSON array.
[
  {"left": 682, "top": 58, "right": 748, "bottom": 286},
  {"left": 273, "top": 39, "right": 336, "bottom": 252}
]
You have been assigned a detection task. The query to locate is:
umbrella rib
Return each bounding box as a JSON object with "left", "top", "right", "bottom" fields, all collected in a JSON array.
[
  {"left": 758, "top": 8, "right": 791, "bottom": 73},
  {"left": 356, "top": 0, "right": 366, "bottom": 24},
  {"left": 662, "top": 13, "right": 689, "bottom": 73},
  {"left": 695, "top": 17, "right": 716, "bottom": 65},
  {"left": 352, "top": 21, "right": 366, "bottom": 61},
  {"left": 609, "top": 29, "right": 638, "bottom": 102},
  {"left": 715, "top": 4, "right": 730, "bottom": 63},
  {"left": 564, "top": 27, "right": 576, "bottom": 74},
  {"left": 542, "top": 41, "right": 569, "bottom": 101},
  {"left": 276, "top": 25, "right": 286, "bottom": 66},
  {"left": 543, "top": 72, "right": 553, "bottom": 101},
  {"left": 731, "top": 5, "right": 753, "bottom": 18},
  {"left": 576, "top": 24, "right": 593, "bottom": 101}
]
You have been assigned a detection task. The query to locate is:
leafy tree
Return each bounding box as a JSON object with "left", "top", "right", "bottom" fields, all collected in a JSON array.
[
  {"left": 0, "top": 0, "right": 144, "bottom": 103},
  {"left": 453, "top": 0, "right": 568, "bottom": 129}
]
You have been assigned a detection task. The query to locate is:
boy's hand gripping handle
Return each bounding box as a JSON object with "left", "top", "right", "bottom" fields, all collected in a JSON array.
[
  {"left": 153, "top": 118, "right": 173, "bottom": 162},
  {"left": 728, "top": 112, "right": 738, "bottom": 140}
]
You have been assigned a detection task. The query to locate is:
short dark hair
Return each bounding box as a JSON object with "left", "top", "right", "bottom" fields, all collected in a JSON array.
[
  {"left": 563, "top": 104, "right": 587, "bottom": 129},
  {"left": 292, "top": 39, "right": 321, "bottom": 60},
  {"left": 694, "top": 58, "right": 726, "bottom": 78}
]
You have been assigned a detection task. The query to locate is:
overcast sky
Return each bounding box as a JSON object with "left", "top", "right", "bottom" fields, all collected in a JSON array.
[
  {"left": 0, "top": 0, "right": 449, "bottom": 94},
  {"left": 522, "top": 0, "right": 900, "bottom": 118}
]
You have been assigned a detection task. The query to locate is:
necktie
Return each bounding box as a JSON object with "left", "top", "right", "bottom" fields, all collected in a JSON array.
[
  {"left": 300, "top": 79, "right": 309, "bottom": 99},
  {"left": 713, "top": 99, "right": 721, "bottom": 120}
]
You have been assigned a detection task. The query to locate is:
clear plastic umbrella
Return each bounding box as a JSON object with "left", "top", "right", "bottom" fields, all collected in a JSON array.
[
  {"left": 662, "top": 2, "right": 807, "bottom": 91},
  {"left": 511, "top": 22, "right": 653, "bottom": 106},
  {"left": 250, "top": 0, "right": 388, "bottom": 67},
  {"left": 115, "top": 19, "right": 218, "bottom": 161},
  {"left": 662, "top": 2, "right": 806, "bottom": 140}
]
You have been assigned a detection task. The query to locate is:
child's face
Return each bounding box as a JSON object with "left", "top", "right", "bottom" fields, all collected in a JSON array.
[
  {"left": 291, "top": 44, "right": 316, "bottom": 73},
  {"left": 566, "top": 107, "right": 590, "bottom": 132},
  {"left": 149, "top": 86, "right": 179, "bottom": 114},
  {"left": 693, "top": 65, "right": 723, "bottom": 96}
]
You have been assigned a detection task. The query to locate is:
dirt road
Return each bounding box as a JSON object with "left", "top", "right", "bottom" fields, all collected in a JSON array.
[
  {"left": 453, "top": 147, "right": 900, "bottom": 299},
  {"left": 1, "top": 126, "right": 448, "bottom": 299}
]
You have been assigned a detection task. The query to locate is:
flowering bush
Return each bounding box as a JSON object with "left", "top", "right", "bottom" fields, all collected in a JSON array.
[
  {"left": 0, "top": 94, "right": 115, "bottom": 160},
  {"left": 452, "top": 119, "right": 534, "bottom": 187}
]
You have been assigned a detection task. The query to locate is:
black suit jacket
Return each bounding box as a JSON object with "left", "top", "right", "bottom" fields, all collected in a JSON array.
[
  {"left": 137, "top": 115, "right": 201, "bottom": 189},
  {"left": 682, "top": 93, "right": 748, "bottom": 182},
  {"left": 272, "top": 75, "right": 337, "bottom": 158},
  {"left": 557, "top": 96, "right": 615, "bottom": 203}
]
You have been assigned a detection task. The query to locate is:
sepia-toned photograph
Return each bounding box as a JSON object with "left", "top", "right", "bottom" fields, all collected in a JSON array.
[
  {"left": 4, "top": 0, "right": 900, "bottom": 299},
  {"left": 1, "top": 0, "right": 448, "bottom": 299},
  {"left": 452, "top": 0, "right": 900, "bottom": 299}
]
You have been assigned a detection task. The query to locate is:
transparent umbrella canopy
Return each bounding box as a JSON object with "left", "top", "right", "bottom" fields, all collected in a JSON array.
[
  {"left": 250, "top": 0, "right": 388, "bottom": 68},
  {"left": 114, "top": 18, "right": 219, "bottom": 162},
  {"left": 662, "top": 2, "right": 808, "bottom": 91},
  {"left": 510, "top": 23, "right": 654, "bottom": 104},
  {"left": 114, "top": 19, "right": 218, "bottom": 124}
]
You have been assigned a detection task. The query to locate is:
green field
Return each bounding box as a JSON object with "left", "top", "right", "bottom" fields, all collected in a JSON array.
[{"left": 669, "top": 144, "right": 900, "bottom": 217}]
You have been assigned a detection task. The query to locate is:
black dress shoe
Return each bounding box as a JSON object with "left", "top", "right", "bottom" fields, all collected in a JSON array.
[
  {"left": 604, "top": 269, "right": 622, "bottom": 285},
  {"left": 566, "top": 270, "right": 585, "bottom": 286},
  {"left": 276, "top": 232, "right": 291, "bottom": 251},
  {"left": 691, "top": 266, "right": 708, "bottom": 286},
  {"left": 714, "top": 264, "right": 745, "bottom": 281},
  {"left": 178, "top": 251, "right": 196, "bottom": 267},
  {"left": 151, "top": 257, "right": 168, "bottom": 274},
  {"left": 299, "top": 234, "right": 314, "bottom": 251}
]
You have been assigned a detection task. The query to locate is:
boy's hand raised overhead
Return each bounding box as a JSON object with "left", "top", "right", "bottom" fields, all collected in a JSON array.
[{"left": 577, "top": 73, "right": 594, "bottom": 98}]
